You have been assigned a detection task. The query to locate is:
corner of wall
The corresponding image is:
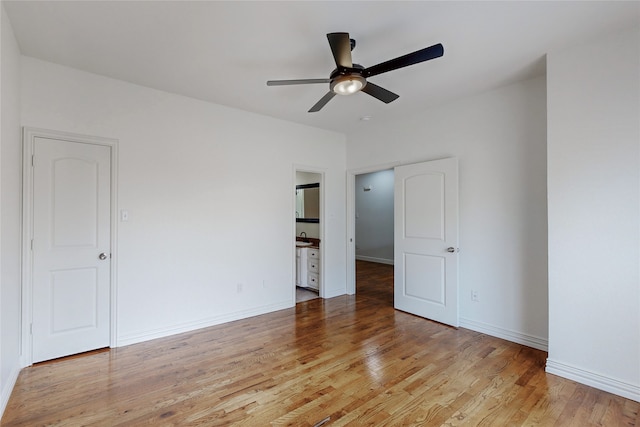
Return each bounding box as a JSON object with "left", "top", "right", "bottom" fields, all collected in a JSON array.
[
  {"left": 0, "top": 2, "right": 24, "bottom": 419},
  {"left": 0, "top": 365, "right": 20, "bottom": 418},
  {"left": 546, "top": 27, "right": 640, "bottom": 401}
]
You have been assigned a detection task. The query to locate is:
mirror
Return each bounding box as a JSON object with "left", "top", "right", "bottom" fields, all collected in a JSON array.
[{"left": 296, "top": 183, "right": 320, "bottom": 223}]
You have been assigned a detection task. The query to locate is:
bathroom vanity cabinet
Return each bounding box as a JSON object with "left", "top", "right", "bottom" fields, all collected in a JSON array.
[
  {"left": 296, "top": 246, "right": 320, "bottom": 291},
  {"left": 306, "top": 248, "right": 320, "bottom": 290}
]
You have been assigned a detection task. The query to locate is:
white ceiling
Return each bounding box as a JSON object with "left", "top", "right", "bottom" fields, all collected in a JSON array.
[{"left": 4, "top": 1, "right": 639, "bottom": 134}]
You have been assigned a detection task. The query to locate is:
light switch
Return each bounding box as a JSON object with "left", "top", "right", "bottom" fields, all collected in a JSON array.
[{"left": 120, "top": 210, "right": 129, "bottom": 222}]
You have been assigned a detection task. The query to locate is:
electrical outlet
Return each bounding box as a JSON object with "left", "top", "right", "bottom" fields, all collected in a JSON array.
[
  {"left": 237, "top": 283, "right": 243, "bottom": 293},
  {"left": 471, "top": 290, "right": 479, "bottom": 302}
]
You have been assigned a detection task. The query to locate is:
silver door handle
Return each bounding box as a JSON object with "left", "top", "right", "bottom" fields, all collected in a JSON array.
[
  {"left": 98, "top": 253, "right": 108, "bottom": 260},
  {"left": 447, "top": 247, "right": 459, "bottom": 253}
]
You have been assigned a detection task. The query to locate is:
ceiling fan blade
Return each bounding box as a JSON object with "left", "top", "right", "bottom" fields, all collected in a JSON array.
[
  {"left": 364, "top": 43, "right": 444, "bottom": 78},
  {"left": 361, "top": 82, "right": 399, "bottom": 104},
  {"left": 327, "top": 32, "right": 353, "bottom": 68},
  {"left": 308, "top": 91, "right": 336, "bottom": 113},
  {"left": 267, "top": 79, "right": 330, "bottom": 86}
]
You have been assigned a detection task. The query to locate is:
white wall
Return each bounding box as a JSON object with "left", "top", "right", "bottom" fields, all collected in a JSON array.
[
  {"left": 0, "top": 3, "right": 22, "bottom": 416},
  {"left": 546, "top": 27, "right": 640, "bottom": 401},
  {"left": 20, "top": 57, "right": 347, "bottom": 347},
  {"left": 355, "top": 169, "right": 394, "bottom": 264},
  {"left": 347, "top": 76, "right": 548, "bottom": 350},
  {"left": 296, "top": 171, "right": 321, "bottom": 186}
]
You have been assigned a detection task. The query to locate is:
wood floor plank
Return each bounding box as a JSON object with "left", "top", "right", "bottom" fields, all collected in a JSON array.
[{"left": 2, "top": 260, "right": 638, "bottom": 426}]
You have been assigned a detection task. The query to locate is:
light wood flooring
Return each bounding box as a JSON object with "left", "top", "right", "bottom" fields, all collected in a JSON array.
[{"left": 2, "top": 261, "right": 639, "bottom": 426}]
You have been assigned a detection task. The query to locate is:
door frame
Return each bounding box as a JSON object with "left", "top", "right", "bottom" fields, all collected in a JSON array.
[
  {"left": 293, "top": 165, "right": 325, "bottom": 300},
  {"left": 346, "top": 161, "right": 400, "bottom": 295},
  {"left": 21, "top": 127, "right": 119, "bottom": 366}
]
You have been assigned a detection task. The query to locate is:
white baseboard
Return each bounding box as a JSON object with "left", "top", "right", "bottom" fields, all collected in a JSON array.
[
  {"left": 0, "top": 364, "right": 21, "bottom": 419},
  {"left": 546, "top": 359, "right": 640, "bottom": 402},
  {"left": 117, "top": 300, "right": 292, "bottom": 347},
  {"left": 459, "top": 317, "right": 548, "bottom": 351},
  {"left": 355, "top": 255, "right": 394, "bottom": 265}
]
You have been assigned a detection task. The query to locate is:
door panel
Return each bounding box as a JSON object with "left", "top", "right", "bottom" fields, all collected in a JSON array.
[
  {"left": 52, "top": 157, "right": 100, "bottom": 247},
  {"left": 404, "top": 253, "right": 445, "bottom": 304},
  {"left": 50, "top": 268, "right": 99, "bottom": 333},
  {"left": 32, "top": 137, "right": 111, "bottom": 363},
  {"left": 394, "top": 158, "right": 459, "bottom": 327},
  {"left": 404, "top": 173, "right": 444, "bottom": 239}
]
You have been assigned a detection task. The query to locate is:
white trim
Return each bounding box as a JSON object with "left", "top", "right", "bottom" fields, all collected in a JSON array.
[
  {"left": 21, "top": 127, "right": 119, "bottom": 366},
  {"left": 0, "top": 364, "right": 20, "bottom": 418},
  {"left": 109, "top": 140, "right": 119, "bottom": 349},
  {"left": 546, "top": 358, "right": 640, "bottom": 402},
  {"left": 459, "top": 317, "right": 548, "bottom": 351},
  {"left": 355, "top": 255, "right": 394, "bottom": 265},
  {"left": 21, "top": 129, "right": 33, "bottom": 366},
  {"left": 117, "top": 300, "right": 292, "bottom": 347}
]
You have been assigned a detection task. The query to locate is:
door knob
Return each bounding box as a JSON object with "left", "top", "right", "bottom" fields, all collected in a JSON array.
[
  {"left": 447, "top": 247, "right": 458, "bottom": 253},
  {"left": 98, "top": 252, "right": 108, "bottom": 260}
]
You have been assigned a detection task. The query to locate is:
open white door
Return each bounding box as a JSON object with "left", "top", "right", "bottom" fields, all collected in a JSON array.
[
  {"left": 31, "top": 137, "right": 112, "bottom": 362},
  {"left": 394, "top": 158, "right": 459, "bottom": 327}
]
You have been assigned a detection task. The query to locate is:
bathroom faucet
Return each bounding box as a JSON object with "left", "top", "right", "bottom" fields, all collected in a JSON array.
[{"left": 300, "top": 232, "right": 307, "bottom": 238}]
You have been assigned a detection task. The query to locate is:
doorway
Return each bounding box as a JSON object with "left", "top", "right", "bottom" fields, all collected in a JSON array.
[
  {"left": 294, "top": 169, "right": 323, "bottom": 303},
  {"left": 347, "top": 158, "right": 460, "bottom": 327},
  {"left": 22, "top": 128, "right": 118, "bottom": 364},
  {"left": 354, "top": 169, "right": 395, "bottom": 304}
]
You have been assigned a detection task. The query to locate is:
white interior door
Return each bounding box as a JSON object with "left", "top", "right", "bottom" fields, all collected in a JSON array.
[
  {"left": 394, "top": 158, "right": 459, "bottom": 327},
  {"left": 31, "top": 137, "right": 111, "bottom": 363}
]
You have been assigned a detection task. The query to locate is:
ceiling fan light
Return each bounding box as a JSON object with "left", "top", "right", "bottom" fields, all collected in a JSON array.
[{"left": 331, "top": 74, "right": 366, "bottom": 95}]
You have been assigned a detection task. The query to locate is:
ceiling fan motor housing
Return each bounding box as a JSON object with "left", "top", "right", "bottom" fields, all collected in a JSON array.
[{"left": 329, "top": 64, "right": 367, "bottom": 95}]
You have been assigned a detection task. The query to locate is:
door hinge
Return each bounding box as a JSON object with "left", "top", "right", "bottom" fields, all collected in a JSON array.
[
  {"left": 31, "top": 239, "right": 34, "bottom": 250},
  {"left": 30, "top": 323, "right": 33, "bottom": 335},
  {"left": 31, "top": 154, "right": 35, "bottom": 167}
]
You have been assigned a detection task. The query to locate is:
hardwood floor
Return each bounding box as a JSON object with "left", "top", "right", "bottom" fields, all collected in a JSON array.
[
  {"left": 3, "top": 261, "right": 639, "bottom": 426},
  {"left": 355, "top": 259, "right": 394, "bottom": 304}
]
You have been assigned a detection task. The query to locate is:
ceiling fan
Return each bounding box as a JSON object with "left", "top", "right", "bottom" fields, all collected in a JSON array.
[{"left": 266, "top": 32, "right": 444, "bottom": 113}]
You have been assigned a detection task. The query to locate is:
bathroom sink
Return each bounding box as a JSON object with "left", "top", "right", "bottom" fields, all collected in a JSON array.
[{"left": 296, "top": 242, "right": 313, "bottom": 247}]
